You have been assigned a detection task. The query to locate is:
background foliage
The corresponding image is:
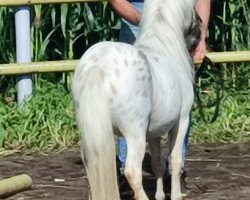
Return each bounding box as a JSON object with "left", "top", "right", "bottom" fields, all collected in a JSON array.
[
  {"left": 192, "top": 0, "right": 249, "bottom": 143},
  {"left": 0, "top": 0, "right": 249, "bottom": 154}
]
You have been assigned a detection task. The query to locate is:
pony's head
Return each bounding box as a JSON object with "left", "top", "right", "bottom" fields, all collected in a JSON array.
[{"left": 184, "top": 11, "right": 202, "bottom": 53}]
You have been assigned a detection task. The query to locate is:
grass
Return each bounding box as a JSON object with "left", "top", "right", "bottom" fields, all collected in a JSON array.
[
  {"left": 0, "top": 68, "right": 249, "bottom": 155},
  {"left": 0, "top": 77, "right": 79, "bottom": 155},
  {"left": 192, "top": 91, "right": 250, "bottom": 144},
  {"left": 192, "top": 60, "right": 250, "bottom": 144}
]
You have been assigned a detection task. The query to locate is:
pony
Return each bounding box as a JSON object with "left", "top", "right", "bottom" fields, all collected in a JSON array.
[{"left": 72, "top": 0, "right": 199, "bottom": 199}]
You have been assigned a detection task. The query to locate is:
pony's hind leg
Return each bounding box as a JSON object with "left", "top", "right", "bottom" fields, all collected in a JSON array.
[
  {"left": 123, "top": 127, "right": 149, "bottom": 200},
  {"left": 148, "top": 137, "right": 166, "bottom": 200},
  {"left": 169, "top": 116, "right": 190, "bottom": 200}
]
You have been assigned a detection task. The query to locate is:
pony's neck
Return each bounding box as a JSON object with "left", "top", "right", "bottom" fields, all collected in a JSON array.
[
  {"left": 135, "top": 0, "right": 195, "bottom": 51},
  {"left": 134, "top": 0, "right": 195, "bottom": 80}
]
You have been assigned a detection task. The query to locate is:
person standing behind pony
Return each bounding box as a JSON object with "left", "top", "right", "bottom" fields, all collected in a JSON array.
[
  {"left": 110, "top": 0, "right": 211, "bottom": 195},
  {"left": 110, "top": 0, "right": 210, "bottom": 58}
]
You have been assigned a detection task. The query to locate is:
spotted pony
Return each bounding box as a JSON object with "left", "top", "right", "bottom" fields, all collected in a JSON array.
[{"left": 72, "top": 0, "right": 200, "bottom": 199}]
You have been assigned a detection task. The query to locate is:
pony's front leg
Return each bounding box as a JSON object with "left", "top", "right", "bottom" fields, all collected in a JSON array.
[
  {"left": 124, "top": 130, "right": 149, "bottom": 200},
  {"left": 169, "top": 116, "right": 190, "bottom": 200},
  {"left": 148, "top": 138, "right": 166, "bottom": 200}
]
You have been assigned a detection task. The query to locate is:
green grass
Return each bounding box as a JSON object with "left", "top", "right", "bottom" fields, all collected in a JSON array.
[
  {"left": 0, "top": 77, "right": 79, "bottom": 155},
  {"left": 0, "top": 70, "right": 249, "bottom": 155},
  {"left": 192, "top": 91, "right": 250, "bottom": 144},
  {"left": 192, "top": 60, "right": 250, "bottom": 144}
]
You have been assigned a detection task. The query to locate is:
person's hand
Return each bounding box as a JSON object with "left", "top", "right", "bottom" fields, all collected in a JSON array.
[
  {"left": 193, "top": 37, "right": 207, "bottom": 61},
  {"left": 194, "top": 0, "right": 210, "bottom": 61}
]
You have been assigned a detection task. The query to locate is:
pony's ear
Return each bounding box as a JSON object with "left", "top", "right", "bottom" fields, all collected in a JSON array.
[{"left": 184, "top": 11, "right": 202, "bottom": 53}]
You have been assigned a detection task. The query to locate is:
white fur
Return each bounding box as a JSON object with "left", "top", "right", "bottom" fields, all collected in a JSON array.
[{"left": 72, "top": 0, "right": 196, "bottom": 199}]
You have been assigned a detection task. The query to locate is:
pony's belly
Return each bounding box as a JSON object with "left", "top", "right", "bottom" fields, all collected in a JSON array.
[
  {"left": 147, "top": 83, "right": 182, "bottom": 139},
  {"left": 147, "top": 118, "right": 177, "bottom": 139}
]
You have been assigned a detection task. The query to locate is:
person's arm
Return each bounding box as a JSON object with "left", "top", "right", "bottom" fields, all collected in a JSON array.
[
  {"left": 109, "top": 0, "right": 141, "bottom": 25},
  {"left": 193, "top": 0, "right": 211, "bottom": 60}
]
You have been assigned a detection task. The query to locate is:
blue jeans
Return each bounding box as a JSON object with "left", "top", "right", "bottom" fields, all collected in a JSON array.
[{"left": 118, "top": 120, "right": 191, "bottom": 172}]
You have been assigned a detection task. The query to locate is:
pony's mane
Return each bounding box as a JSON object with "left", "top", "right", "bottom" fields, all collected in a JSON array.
[{"left": 134, "top": 0, "right": 197, "bottom": 81}]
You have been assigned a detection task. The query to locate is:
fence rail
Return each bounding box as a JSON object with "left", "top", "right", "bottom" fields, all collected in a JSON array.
[{"left": 0, "top": 51, "right": 249, "bottom": 75}]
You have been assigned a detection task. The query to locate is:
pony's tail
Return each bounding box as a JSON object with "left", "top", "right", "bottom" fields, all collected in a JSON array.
[{"left": 73, "top": 67, "right": 120, "bottom": 200}]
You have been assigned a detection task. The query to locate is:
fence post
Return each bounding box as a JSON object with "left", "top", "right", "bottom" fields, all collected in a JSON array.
[{"left": 15, "top": 7, "right": 33, "bottom": 106}]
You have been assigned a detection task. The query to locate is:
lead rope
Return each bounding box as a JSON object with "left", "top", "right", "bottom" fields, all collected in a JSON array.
[{"left": 194, "top": 56, "right": 223, "bottom": 123}]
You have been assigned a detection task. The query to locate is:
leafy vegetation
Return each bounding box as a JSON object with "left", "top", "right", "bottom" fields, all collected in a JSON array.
[
  {"left": 0, "top": 0, "right": 249, "bottom": 154},
  {"left": 0, "top": 79, "right": 78, "bottom": 155},
  {"left": 191, "top": 0, "right": 250, "bottom": 143}
]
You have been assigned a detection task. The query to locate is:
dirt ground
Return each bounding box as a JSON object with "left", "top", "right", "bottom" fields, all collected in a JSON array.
[{"left": 0, "top": 142, "right": 249, "bottom": 200}]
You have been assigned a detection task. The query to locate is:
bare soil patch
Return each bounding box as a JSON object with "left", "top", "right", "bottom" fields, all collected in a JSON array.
[{"left": 0, "top": 142, "right": 249, "bottom": 200}]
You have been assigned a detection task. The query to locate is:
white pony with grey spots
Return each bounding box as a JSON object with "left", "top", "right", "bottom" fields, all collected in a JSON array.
[{"left": 72, "top": 0, "right": 198, "bottom": 199}]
